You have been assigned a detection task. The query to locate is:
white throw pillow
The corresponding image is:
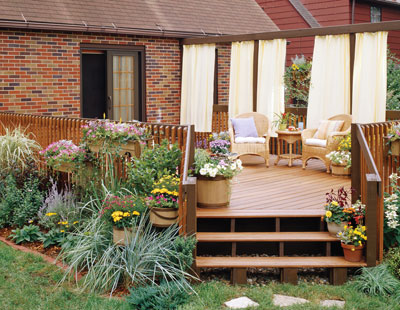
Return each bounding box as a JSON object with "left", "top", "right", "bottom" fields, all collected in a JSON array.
[
  {"left": 305, "top": 138, "right": 327, "bottom": 148},
  {"left": 313, "top": 120, "right": 344, "bottom": 140},
  {"left": 235, "top": 137, "right": 266, "bottom": 144}
]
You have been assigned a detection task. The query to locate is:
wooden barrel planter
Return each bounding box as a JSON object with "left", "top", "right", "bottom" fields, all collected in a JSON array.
[
  {"left": 149, "top": 207, "right": 179, "bottom": 227},
  {"left": 197, "top": 175, "right": 231, "bottom": 208},
  {"left": 113, "top": 227, "right": 136, "bottom": 246},
  {"left": 89, "top": 138, "right": 151, "bottom": 157},
  {"left": 331, "top": 164, "right": 351, "bottom": 177}
]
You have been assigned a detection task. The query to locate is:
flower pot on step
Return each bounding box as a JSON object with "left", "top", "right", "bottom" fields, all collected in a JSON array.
[
  {"left": 331, "top": 164, "right": 351, "bottom": 177},
  {"left": 197, "top": 175, "right": 231, "bottom": 208},
  {"left": 113, "top": 226, "right": 136, "bottom": 246},
  {"left": 341, "top": 243, "right": 364, "bottom": 262},
  {"left": 327, "top": 221, "right": 347, "bottom": 237},
  {"left": 149, "top": 207, "right": 179, "bottom": 227}
]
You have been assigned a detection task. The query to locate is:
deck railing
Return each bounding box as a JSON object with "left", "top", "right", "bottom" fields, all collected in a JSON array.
[{"left": 0, "top": 112, "right": 193, "bottom": 234}]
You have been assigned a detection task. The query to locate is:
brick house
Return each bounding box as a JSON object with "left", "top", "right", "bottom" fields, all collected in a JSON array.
[
  {"left": 257, "top": 0, "right": 400, "bottom": 64},
  {"left": 0, "top": 0, "right": 277, "bottom": 124}
]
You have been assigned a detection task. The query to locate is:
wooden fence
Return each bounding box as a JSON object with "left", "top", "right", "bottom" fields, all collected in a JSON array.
[{"left": 0, "top": 112, "right": 193, "bottom": 234}]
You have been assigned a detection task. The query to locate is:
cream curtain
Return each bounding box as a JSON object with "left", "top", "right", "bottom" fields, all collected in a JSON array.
[
  {"left": 180, "top": 44, "right": 216, "bottom": 132},
  {"left": 307, "top": 34, "right": 350, "bottom": 129},
  {"left": 229, "top": 41, "right": 254, "bottom": 119},
  {"left": 257, "top": 39, "right": 286, "bottom": 136},
  {"left": 352, "top": 32, "right": 388, "bottom": 123}
]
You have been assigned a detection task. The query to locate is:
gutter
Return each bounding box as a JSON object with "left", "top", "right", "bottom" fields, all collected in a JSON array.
[{"left": 0, "top": 19, "right": 224, "bottom": 39}]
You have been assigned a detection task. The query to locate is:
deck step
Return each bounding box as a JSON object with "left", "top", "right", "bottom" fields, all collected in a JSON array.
[
  {"left": 196, "top": 231, "right": 338, "bottom": 242},
  {"left": 196, "top": 256, "right": 366, "bottom": 268},
  {"left": 197, "top": 208, "right": 324, "bottom": 219}
]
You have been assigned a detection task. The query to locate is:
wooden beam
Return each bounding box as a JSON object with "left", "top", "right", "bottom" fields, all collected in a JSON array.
[
  {"left": 281, "top": 268, "right": 298, "bottom": 284},
  {"left": 330, "top": 268, "right": 347, "bottom": 285},
  {"left": 349, "top": 33, "right": 356, "bottom": 115},
  {"left": 213, "top": 104, "right": 228, "bottom": 112},
  {"left": 366, "top": 177, "right": 378, "bottom": 267},
  {"left": 253, "top": 40, "right": 259, "bottom": 112},
  {"left": 182, "top": 20, "right": 400, "bottom": 45},
  {"left": 351, "top": 123, "right": 361, "bottom": 202},
  {"left": 231, "top": 268, "right": 247, "bottom": 284}
]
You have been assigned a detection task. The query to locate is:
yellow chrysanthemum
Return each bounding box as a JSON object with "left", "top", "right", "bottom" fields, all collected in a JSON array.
[{"left": 325, "top": 211, "right": 332, "bottom": 218}]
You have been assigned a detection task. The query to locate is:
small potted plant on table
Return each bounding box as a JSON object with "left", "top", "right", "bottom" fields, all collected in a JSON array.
[
  {"left": 338, "top": 225, "right": 367, "bottom": 262},
  {"left": 146, "top": 174, "right": 180, "bottom": 227},
  {"left": 273, "top": 112, "right": 295, "bottom": 131},
  {"left": 82, "top": 120, "right": 152, "bottom": 157},
  {"left": 100, "top": 195, "right": 145, "bottom": 245},
  {"left": 193, "top": 149, "right": 243, "bottom": 208}
]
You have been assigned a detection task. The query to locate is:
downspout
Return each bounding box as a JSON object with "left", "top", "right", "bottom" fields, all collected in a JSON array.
[{"left": 352, "top": 0, "right": 356, "bottom": 24}]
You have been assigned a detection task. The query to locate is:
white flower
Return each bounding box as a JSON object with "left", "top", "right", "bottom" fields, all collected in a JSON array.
[
  {"left": 230, "top": 163, "right": 236, "bottom": 170},
  {"left": 388, "top": 220, "right": 400, "bottom": 229},
  {"left": 237, "top": 159, "right": 243, "bottom": 169},
  {"left": 209, "top": 168, "right": 218, "bottom": 178},
  {"left": 204, "top": 163, "right": 210, "bottom": 169},
  {"left": 389, "top": 173, "right": 399, "bottom": 181},
  {"left": 199, "top": 168, "right": 207, "bottom": 175},
  {"left": 385, "top": 210, "right": 398, "bottom": 220}
]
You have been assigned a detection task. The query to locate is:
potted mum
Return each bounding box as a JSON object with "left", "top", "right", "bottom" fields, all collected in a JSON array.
[
  {"left": 193, "top": 149, "right": 243, "bottom": 208},
  {"left": 100, "top": 195, "right": 145, "bottom": 245},
  {"left": 273, "top": 112, "right": 295, "bottom": 131},
  {"left": 324, "top": 187, "right": 353, "bottom": 236},
  {"left": 146, "top": 174, "right": 180, "bottom": 227},
  {"left": 40, "top": 140, "right": 88, "bottom": 173},
  {"left": 208, "top": 131, "right": 231, "bottom": 155},
  {"left": 387, "top": 123, "right": 400, "bottom": 156},
  {"left": 82, "top": 120, "right": 152, "bottom": 157},
  {"left": 327, "top": 133, "right": 352, "bottom": 176},
  {"left": 337, "top": 225, "right": 367, "bottom": 262}
]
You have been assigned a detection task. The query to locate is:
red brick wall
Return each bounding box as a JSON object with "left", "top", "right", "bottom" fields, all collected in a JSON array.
[
  {"left": 216, "top": 43, "right": 231, "bottom": 106},
  {"left": 0, "top": 29, "right": 181, "bottom": 124}
]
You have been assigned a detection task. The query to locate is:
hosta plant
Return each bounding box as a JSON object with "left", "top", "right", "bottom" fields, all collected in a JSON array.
[
  {"left": 10, "top": 225, "right": 42, "bottom": 244},
  {"left": 40, "top": 228, "right": 65, "bottom": 248}
]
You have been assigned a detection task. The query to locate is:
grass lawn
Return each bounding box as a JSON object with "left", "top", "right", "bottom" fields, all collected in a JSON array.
[{"left": 1, "top": 242, "right": 399, "bottom": 310}]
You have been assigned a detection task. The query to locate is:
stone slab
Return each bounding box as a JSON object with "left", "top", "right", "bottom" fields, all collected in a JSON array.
[
  {"left": 224, "top": 296, "right": 259, "bottom": 309},
  {"left": 273, "top": 294, "right": 309, "bottom": 307}
]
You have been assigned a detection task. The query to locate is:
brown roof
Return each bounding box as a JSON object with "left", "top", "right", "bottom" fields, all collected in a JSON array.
[{"left": 0, "top": 0, "right": 278, "bottom": 37}]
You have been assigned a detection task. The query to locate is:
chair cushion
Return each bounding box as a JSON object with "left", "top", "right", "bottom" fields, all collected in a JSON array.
[
  {"left": 231, "top": 117, "right": 259, "bottom": 139},
  {"left": 313, "top": 120, "right": 344, "bottom": 140},
  {"left": 305, "top": 138, "right": 327, "bottom": 147},
  {"left": 235, "top": 137, "right": 266, "bottom": 143}
]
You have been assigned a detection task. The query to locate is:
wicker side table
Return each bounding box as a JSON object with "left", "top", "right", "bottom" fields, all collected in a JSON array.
[{"left": 274, "top": 130, "right": 302, "bottom": 167}]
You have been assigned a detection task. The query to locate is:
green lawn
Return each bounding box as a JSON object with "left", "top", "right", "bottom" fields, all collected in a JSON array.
[{"left": 1, "top": 242, "right": 399, "bottom": 310}]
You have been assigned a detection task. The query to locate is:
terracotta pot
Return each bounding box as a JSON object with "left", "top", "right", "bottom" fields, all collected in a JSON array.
[
  {"left": 54, "top": 162, "right": 75, "bottom": 173},
  {"left": 278, "top": 124, "right": 287, "bottom": 131},
  {"left": 341, "top": 243, "right": 364, "bottom": 262},
  {"left": 197, "top": 175, "right": 231, "bottom": 208},
  {"left": 327, "top": 221, "right": 347, "bottom": 237},
  {"left": 149, "top": 207, "right": 179, "bottom": 227},
  {"left": 391, "top": 140, "right": 400, "bottom": 156},
  {"left": 113, "top": 227, "right": 136, "bottom": 246},
  {"left": 331, "top": 164, "right": 351, "bottom": 177}
]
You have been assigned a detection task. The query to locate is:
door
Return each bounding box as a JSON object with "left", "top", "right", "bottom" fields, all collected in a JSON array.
[{"left": 107, "top": 51, "right": 140, "bottom": 122}]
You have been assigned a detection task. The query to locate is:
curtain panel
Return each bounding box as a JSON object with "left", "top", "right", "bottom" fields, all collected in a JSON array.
[{"left": 180, "top": 44, "right": 216, "bottom": 132}]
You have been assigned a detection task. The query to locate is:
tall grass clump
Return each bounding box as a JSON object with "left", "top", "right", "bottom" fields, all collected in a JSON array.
[{"left": 0, "top": 126, "right": 41, "bottom": 173}]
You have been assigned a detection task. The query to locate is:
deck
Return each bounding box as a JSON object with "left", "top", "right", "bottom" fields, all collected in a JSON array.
[{"left": 197, "top": 155, "right": 351, "bottom": 217}]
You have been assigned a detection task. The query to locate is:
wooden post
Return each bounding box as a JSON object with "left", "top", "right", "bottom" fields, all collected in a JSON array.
[
  {"left": 351, "top": 123, "right": 361, "bottom": 202},
  {"left": 253, "top": 40, "right": 259, "bottom": 112},
  {"left": 281, "top": 268, "right": 298, "bottom": 285},
  {"left": 330, "top": 268, "right": 347, "bottom": 285},
  {"left": 349, "top": 33, "right": 356, "bottom": 114},
  {"left": 366, "top": 176, "right": 378, "bottom": 267},
  {"left": 232, "top": 268, "right": 247, "bottom": 285}
]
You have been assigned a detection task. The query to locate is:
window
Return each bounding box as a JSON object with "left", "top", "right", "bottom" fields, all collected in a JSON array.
[
  {"left": 371, "top": 6, "right": 381, "bottom": 23},
  {"left": 80, "top": 45, "right": 145, "bottom": 121}
]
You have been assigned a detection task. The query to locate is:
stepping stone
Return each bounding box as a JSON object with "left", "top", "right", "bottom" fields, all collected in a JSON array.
[
  {"left": 224, "top": 297, "right": 259, "bottom": 309},
  {"left": 273, "top": 294, "right": 309, "bottom": 307},
  {"left": 320, "top": 300, "right": 345, "bottom": 308}
]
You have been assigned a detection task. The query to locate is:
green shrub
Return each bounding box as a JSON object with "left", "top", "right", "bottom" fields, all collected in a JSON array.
[
  {"left": 169, "top": 236, "right": 197, "bottom": 271},
  {"left": 387, "top": 49, "right": 400, "bottom": 110},
  {"left": 386, "top": 247, "right": 400, "bottom": 280},
  {"left": 126, "top": 140, "right": 182, "bottom": 196},
  {"left": 127, "top": 280, "right": 190, "bottom": 310},
  {"left": 353, "top": 264, "right": 400, "bottom": 297},
  {"left": 0, "top": 175, "right": 21, "bottom": 227},
  {"left": 40, "top": 229, "right": 65, "bottom": 248},
  {"left": 10, "top": 225, "right": 42, "bottom": 244}
]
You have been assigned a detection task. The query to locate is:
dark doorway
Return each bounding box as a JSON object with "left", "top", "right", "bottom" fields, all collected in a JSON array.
[{"left": 82, "top": 53, "right": 106, "bottom": 119}]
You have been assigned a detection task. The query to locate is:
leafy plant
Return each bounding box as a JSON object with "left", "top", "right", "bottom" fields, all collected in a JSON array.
[
  {"left": 272, "top": 112, "right": 295, "bottom": 127},
  {"left": 193, "top": 149, "right": 243, "bottom": 178},
  {"left": 387, "top": 49, "right": 400, "bottom": 110},
  {"left": 10, "top": 225, "right": 42, "bottom": 244},
  {"left": 40, "top": 229, "right": 65, "bottom": 248},
  {"left": 127, "top": 280, "right": 190, "bottom": 310},
  {"left": 126, "top": 140, "right": 182, "bottom": 196},
  {"left": 353, "top": 264, "right": 400, "bottom": 297},
  {"left": 383, "top": 173, "right": 400, "bottom": 248},
  {"left": 326, "top": 151, "right": 352, "bottom": 168},
  {"left": 386, "top": 247, "right": 400, "bottom": 280},
  {"left": 0, "top": 126, "right": 40, "bottom": 173},
  {"left": 169, "top": 235, "right": 197, "bottom": 271}
]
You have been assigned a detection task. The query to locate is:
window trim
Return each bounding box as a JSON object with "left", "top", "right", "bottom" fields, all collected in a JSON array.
[{"left": 79, "top": 43, "right": 146, "bottom": 121}]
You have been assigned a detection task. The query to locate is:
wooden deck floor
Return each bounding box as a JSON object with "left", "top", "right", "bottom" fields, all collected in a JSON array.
[{"left": 198, "top": 155, "right": 350, "bottom": 217}]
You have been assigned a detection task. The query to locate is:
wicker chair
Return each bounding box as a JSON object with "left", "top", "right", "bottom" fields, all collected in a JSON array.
[
  {"left": 229, "top": 112, "right": 271, "bottom": 167},
  {"left": 301, "top": 114, "right": 352, "bottom": 173}
]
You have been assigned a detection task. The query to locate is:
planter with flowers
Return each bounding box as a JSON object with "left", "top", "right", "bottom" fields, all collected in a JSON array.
[
  {"left": 193, "top": 149, "right": 243, "bottom": 208},
  {"left": 40, "top": 140, "right": 89, "bottom": 173},
  {"left": 208, "top": 131, "right": 231, "bottom": 155},
  {"left": 327, "top": 133, "right": 352, "bottom": 176},
  {"left": 100, "top": 195, "right": 145, "bottom": 245},
  {"left": 273, "top": 112, "right": 295, "bottom": 131},
  {"left": 337, "top": 225, "right": 367, "bottom": 262},
  {"left": 146, "top": 174, "right": 180, "bottom": 227},
  {"left": 82, "top": 120, "right": 152, "bottom": 157},
  {"left": 387, "top": 123, "right": 400, "bottom": 156}
]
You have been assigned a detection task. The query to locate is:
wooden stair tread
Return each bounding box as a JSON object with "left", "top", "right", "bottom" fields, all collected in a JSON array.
[
  {"left": 197, "top": 208, "right": 324, "bottom": 218},
  {"left": 196, "top": 256, "right": 366, "bottom": 268},
  {"left": 196, "top": 231, "right": 338, "bottom": 242}
]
